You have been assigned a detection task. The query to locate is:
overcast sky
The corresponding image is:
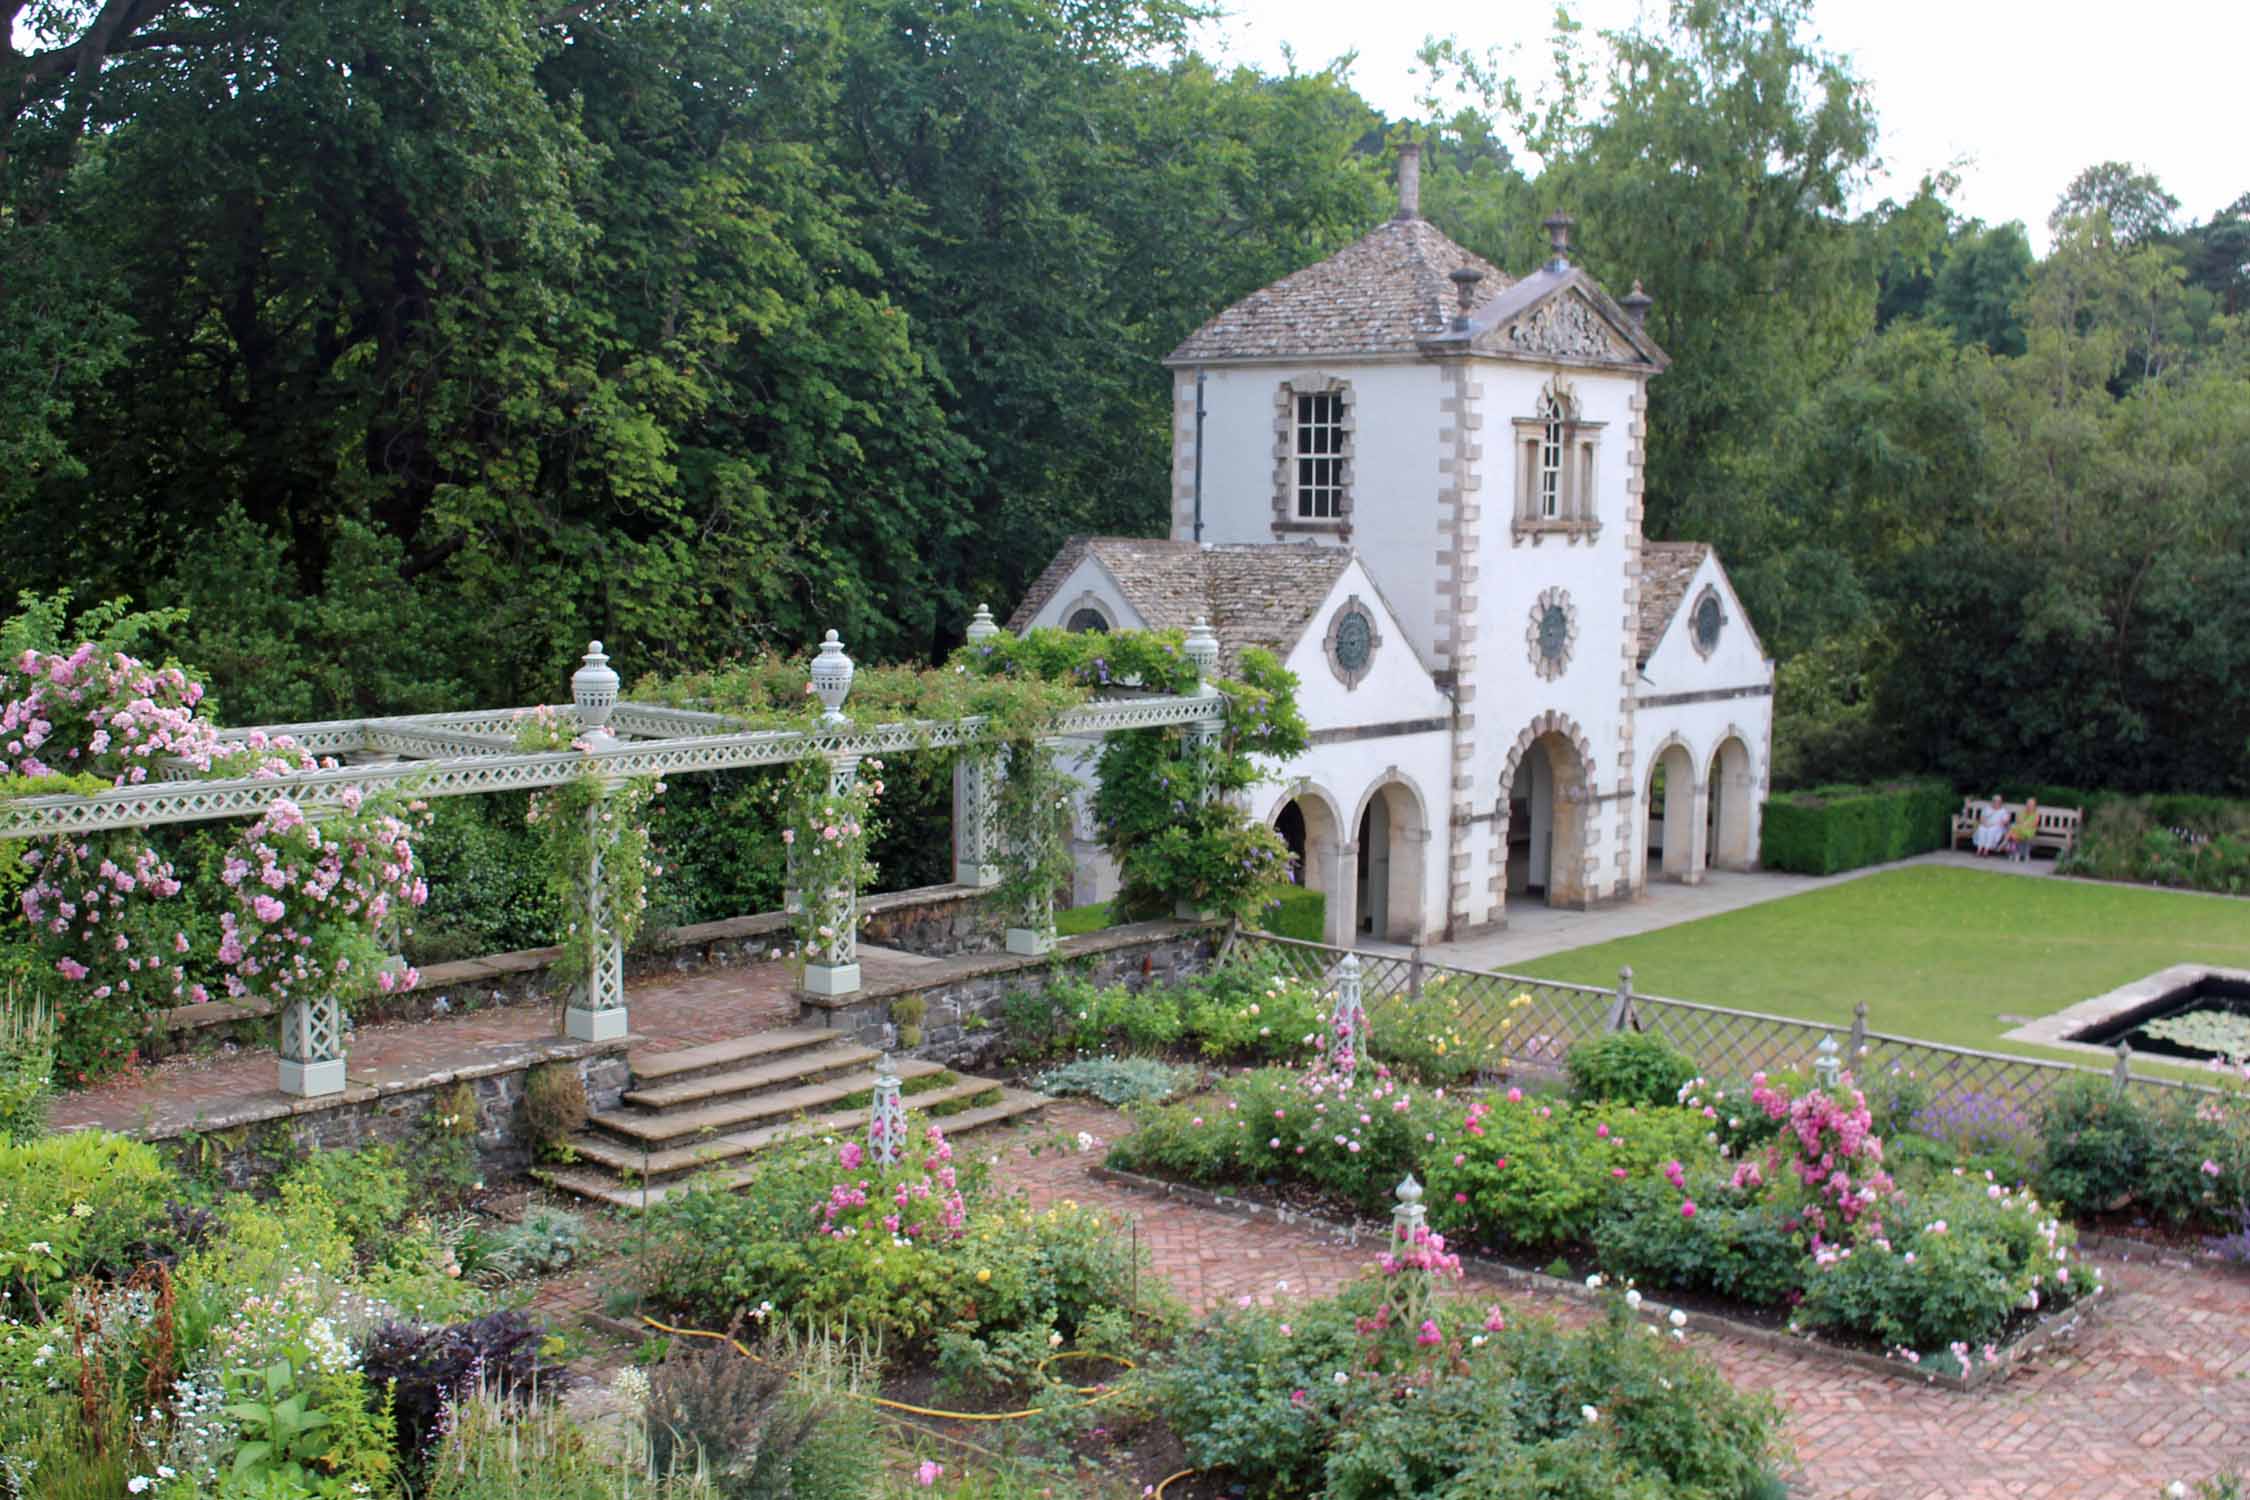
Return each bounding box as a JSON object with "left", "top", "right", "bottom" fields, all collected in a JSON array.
[{"left": 1194, "top": 0, "right": 2244, "bottom": 251}]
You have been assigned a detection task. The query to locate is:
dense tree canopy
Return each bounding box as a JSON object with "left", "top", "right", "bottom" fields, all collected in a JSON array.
[{"left": 3, "top": 0, "right": 2246, "bottom": 792}]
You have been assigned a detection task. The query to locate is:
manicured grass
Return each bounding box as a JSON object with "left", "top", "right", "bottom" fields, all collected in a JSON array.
[
  {"left": 1055, "top": 900, "right": 1115, "bottom": 936},
  {"left": 1525, "top": 866, "right": 2250, "bottom": 1072}
]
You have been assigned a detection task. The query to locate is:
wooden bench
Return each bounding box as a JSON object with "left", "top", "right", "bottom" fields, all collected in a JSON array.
[{"left": 1950, "top": 799, "right": 2081, "bottom": 858}]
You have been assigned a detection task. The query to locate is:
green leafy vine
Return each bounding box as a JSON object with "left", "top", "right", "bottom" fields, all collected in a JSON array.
[{"left": 514, "top": 708, "right": 663, "bottom": 989}]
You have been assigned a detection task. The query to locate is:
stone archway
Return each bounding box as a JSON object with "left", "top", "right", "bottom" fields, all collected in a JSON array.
[
  {"left": 1349, "top": 772, "right": 1432, "bottom": 944},
  {"left": 1645, "top": 734, "right": 1703, "bottom": 885},
  {"left": 1497, "top": 712, "right": 1598, "bottom": 910},
  {"left": 1268, "top": 782, "right": 1350, "bottom": 944},
  {"left": 1707, "top": 731, "right": 1755, "bottom": 871}
]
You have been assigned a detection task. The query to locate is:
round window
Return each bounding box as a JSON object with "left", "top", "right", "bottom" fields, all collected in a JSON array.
[
  {"left": 1537, "top": 605, "right": 1571, "bottom": 662},
  {"left": 1692, "top": 592, "right": 1723, "bottom": 654},
  {"left": 1335, "top": 610, "right": 1373, "bottom": 672}
]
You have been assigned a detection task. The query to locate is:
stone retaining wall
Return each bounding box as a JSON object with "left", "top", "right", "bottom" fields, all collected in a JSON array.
[
  {"left": 801, "top": 920, "right": 1224, "bottom": 1069},
  {"left": 151, "top": 1041, "right": 632, "bottom": 1191}
]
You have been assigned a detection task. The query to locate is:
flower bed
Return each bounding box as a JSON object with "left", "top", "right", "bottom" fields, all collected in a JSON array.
[{"left": 1109, "top": 1059, "right": 2107, "bottom": 1379}]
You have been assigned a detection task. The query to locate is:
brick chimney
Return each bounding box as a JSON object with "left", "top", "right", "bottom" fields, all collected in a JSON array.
[{"left": 1394, "top": 142, "right": 1422, "bottom": 221}]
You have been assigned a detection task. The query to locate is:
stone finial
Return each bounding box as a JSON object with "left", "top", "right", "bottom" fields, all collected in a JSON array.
[
  {"left": 571, "top": 640, "right": 620, "bottom": 740},
  {"left": 1184, "top": 617, "right": 1219, "bottom": 689},
  {"left": 965, "top": 602, "right": 1000, "bottom": 644},
  {"left": 1396, "top": 1173, "right": 1424, "bottom": 1206},
  {"left": 1449, "top": 266, "right": 1484, "bottom": 329},
  {"left": 1543, "top": 209, "right": 1575, "bottom": 269},
  {"left": 1394, "top": 141, "right": 1422, "bottom": 220},
  {"left": 810, "top": 630, "right": 855, "bottom": 726},
  {"left": 1620, "top": 279, "right": 1653, "bottom": 327}
]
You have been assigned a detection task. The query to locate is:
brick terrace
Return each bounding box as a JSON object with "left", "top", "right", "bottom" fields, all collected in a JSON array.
[
  {"left": 46, "top": 949, "right": 897, "bottom": 1135},
  {"left": 989, "top": 1101, "right": 2250, "bottom": 1500}
]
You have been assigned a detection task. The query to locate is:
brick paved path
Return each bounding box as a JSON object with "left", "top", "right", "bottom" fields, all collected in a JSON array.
[{"left": 991, "top": 1101, "right": 2250, "bottom": 1500}]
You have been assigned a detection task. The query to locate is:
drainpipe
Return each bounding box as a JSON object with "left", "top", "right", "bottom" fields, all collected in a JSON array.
[{"left": 1192, "top": 368, "right": 1207, "bottom": 543}]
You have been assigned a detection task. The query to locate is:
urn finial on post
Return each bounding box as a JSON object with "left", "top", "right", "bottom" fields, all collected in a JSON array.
[
  {"left": 810, "top": 631, "right": 855, "bottom": 726},
  {"left": 572, "top": 640, "right": 621, "bottom": 747},
  {"left": 1184, "top": 617, "right": 1219, "bottom": 692},
  {"left": 1813, "top": 1033, "right": 1842, "bottom": 1090},
  {"left": 966, "top": 603, "right": 1000, "bottom": 645}
]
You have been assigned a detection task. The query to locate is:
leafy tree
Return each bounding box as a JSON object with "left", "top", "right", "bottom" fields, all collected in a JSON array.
[{"left": 2051, "top": 160, "right": 2180, "bottom": 246}]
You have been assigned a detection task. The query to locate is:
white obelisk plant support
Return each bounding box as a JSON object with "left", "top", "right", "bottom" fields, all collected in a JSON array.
[
  {"left": 278, "top": 992, "right": 349, "bottom": 1098},
  {"left": 868, "top": 1052, "right": 907, "bottom": 1167},
  {"left": 1387, "top": 1173, "right": 1431, "bottom": 1331},
  {"left": 1329, "top": 952, "right": 1366, "bottom": 1087},
  {"left": 1813, "top": 1032, "right": 1843, "bottom": 1091},
  {"left": 565, "top": 642, "right": 631, "bottom": 1043},
  {"left": 802, "top": 632, "right": 863, "bottom": 997}
]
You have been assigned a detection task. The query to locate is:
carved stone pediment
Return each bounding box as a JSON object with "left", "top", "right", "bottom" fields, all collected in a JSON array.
[{"left": 1492, "top": 291, "right": 1634, "bottom": 363}]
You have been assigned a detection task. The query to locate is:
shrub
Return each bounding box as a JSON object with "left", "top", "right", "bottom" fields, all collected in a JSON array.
[
  {"left": 1424, "top": 1094, "right": 1721, "bottom": 1251},
  {"left": 1566, "top": 1033, "right": 1698, "bottom": 1107},
  {"left": 1368, "top": 973, "right": 1526, "bottom": 1085},
  {"left": 1179, "top": 958, "right": 1324, "bottom": 1063},
  {"left": 2138, "top": 1090, "right": 2250, "bottom": 1232},
  {"left": 519, "top": 1062, "right": 589, "bottom": 1161},
  {"left": 480, "top": 1208, "right": 590, "bottom": 1281},
  {"left": 1592, "top": 1175, "right": 1807, "bottom": 1308},
  {"left": 1795, "top": 1174, "right": 2088, "bottom": 1353},
  {"left": 1759, "top": 780, "right": 1953, "bottom": 875},
  {"left": 0, "top": 989, "right": 53, "bottom": 1143},
  {"left": 1030, "top": 1056, "right": 1197, "bottom": 1107},
  {"left": 277, "top": 1145, "right": 414, "bottom": 1261},
  {"left": 889, "top": 993, "right": 928, "bottom": 1049},
  {"left": 1152, "top": 1282, "right": 1783, "bottom": 1500},
  {"left": 0, "top": 1130, "right": 174, "bottom": 1312},
  {"left": 1108, "top": 1065, "right": 1451, "bottom": 1214},
  {"left": 361, "top": 1309, "right": 553, "bottom": 1468},
  {"left": 1254, "top": 887, "right": 1325, "bottom": 942},
  {"left": 2033, "top": 1078, "right": 2148, "bottom": 1215}
]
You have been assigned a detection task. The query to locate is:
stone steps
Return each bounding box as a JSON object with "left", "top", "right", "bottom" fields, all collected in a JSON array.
[
  {"left": 541, "top": 1024, "right": 1046, "bottom": 1211},
  {"left": 542, "top": 1087, "right": 1048, "bottom": 1211}
]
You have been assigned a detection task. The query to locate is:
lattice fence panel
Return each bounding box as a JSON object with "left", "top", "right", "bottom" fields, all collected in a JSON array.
[{"left": 1631, "top": 999, "right": 1833, "bottom": 1084}]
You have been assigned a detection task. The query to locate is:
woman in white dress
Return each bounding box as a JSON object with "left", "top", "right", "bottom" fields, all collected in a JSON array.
[{"left": 1972, "top": 794, "right": 2010, "bottom": 856}]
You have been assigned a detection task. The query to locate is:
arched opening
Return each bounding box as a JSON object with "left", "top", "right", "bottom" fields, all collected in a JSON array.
[
  {"left": 1645, "top": 741, "right": 1700, "bottom": 884},
  {"left": 1269, "top": 788, "right": 1347, "bottom": 944},
  {"left": 1505, "top": 732, "right": 1592, "bottom": 908},
  {"left": 1065, "top": 607, "right": 1110, "bottom": 634},
  {"left": 1352, "top": 779, "right": 1429, "bottom": 943},
  {"left": 1708, "top": 736, "right": 1754, "bottom": 871}
]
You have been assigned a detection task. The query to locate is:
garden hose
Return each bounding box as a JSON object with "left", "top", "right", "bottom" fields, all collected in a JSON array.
[
  {"left": 1152, "top": 1467, "right": 1197, "bottom": 1497},
  {"left": 637, "top": 1315, "right": 1135, "bottom": 1422}
]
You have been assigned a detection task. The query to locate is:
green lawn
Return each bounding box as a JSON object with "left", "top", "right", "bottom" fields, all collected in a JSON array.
[{"left": 1523, "top": 866, "right": 2250, "bottom": 1071}]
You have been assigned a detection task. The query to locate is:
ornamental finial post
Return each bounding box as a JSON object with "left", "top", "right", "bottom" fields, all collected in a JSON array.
[
  {"left": 571, "top": 640, "right": 621, "bottom": 747},
  {"left": 966, "top": 603, "right": 1000, "bottom": 644},
  {"left": 1813, "top": 1032, "right": 1842, "bottom": 1091},
  {"left": 810, "top": 630, "right": 855, "bottom": 726},
  {"left": 1184, "top": 617, "right": 1219, "bottom": 693}
]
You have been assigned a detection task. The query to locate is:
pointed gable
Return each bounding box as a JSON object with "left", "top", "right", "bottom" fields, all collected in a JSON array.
[
  {"left": 1423, "top": 266, "right": 1669, "bottom": 371},
  {"left": 1637, "top": 542, "right": 1709, "bottom": 666}
]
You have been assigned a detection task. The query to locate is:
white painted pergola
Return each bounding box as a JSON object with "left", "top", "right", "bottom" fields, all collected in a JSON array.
[{"left": 1, "top": 612, "right": 1228, "bottom": 1096}]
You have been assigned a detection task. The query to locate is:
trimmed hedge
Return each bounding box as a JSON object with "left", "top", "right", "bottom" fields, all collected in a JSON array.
[
  {"left": 1255, "top": 887, "right": 1326, "bottom": 943},
  {"left": 1759, "top": 780, "right": 1955, "bottom": 875}
]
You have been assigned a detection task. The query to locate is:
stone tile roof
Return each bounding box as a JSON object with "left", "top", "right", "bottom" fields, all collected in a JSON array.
[
  {"left": 1009, "top": 537, "right": 1353, "bottom": 672},
  {"left": 1637, "top": 541, "right": 1709, "bottom": 665},
  {"left": 1167, "top": 218, "right": 1512, "bottom": 363}
]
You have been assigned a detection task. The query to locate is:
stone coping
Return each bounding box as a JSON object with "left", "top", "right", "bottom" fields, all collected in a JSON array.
[
  {"left": 1087, "top": 1164, "right": 2107, "bottom": 1393},
  {"left": 2003, "top": 962, "right": 2250, "bottom": 1063},
  {"left": 125, "top": 1033, "right": 639, "bottom": 1141},
  {"left": 796, "top": 919, "right": 1223, "bottom": 1012}
]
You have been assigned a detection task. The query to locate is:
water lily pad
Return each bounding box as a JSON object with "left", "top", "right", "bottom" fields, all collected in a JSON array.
[{"left": 2141, "top": 1009, "right": 2250, "bottom": 1063}]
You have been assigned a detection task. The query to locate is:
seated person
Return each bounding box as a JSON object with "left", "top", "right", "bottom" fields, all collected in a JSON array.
[
  {"left": 2006, "top": 797, "right": 2041, "bottom": 861},
  {"left": 1972, "top": 794, "right": 2009, "bottom": 856}
]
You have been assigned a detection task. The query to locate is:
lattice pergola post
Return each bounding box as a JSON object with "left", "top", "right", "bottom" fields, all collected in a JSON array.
[
  {"left": 1329, "top": 952, "right": 1365, "bottom": 1085},
  {"left": 1173, "top": 618, "right": 1225, "bottom": 919},
  {"left": 952, "top": 613, "right": 1002, "bottom": 888},
  {"left": 1004, "top": 739, "right": 1062, "bottom": 957},
  {"left": 1385, "top": 1173, "right": 1431, "bottom": 1331},
  {"left": 867, "top": 1052, "right": 907, "bottom": 1167},
  {"left": 277, "top": 993, "right": 347, "bottom": 1097},
  {"left": 803, "top": 752, "right": 864, "bottom": 997},
  {"left": 565, "top": 642, "right": 631, "bottom": 1043}
]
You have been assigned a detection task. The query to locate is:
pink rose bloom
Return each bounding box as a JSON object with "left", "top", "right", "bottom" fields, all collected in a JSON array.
[{"left": 915, "top": 1460, "right": 943, "bottom": 1486}]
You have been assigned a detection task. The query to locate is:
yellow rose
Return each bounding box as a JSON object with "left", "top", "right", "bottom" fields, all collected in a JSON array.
[{"left": 976, "top": 1269, "right": 992, "bottom": 1284}]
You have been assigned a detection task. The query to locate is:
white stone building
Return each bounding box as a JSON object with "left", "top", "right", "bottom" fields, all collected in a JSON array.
[{"left": 1009, "top": 145, "right": 1774, "bottom": 946}]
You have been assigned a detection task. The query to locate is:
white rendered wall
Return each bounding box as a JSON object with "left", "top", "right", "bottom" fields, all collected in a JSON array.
[
  {"left": 1462, "top": 359, "right": 1643, "bottom": 922},
  {"left": 1172, "top": 363, "right": 1449, "bottom": 670}
]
